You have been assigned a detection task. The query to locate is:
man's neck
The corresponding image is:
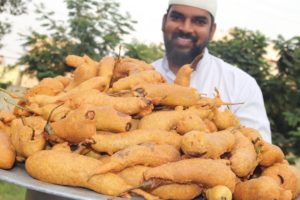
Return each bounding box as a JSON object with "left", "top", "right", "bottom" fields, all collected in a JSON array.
[{"left": 168, "top": 52, "right": 204, "bottom": 75}]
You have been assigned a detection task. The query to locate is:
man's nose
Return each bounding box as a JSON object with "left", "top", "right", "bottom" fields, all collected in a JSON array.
[{"left": 178, "top": 20, "right": 193, "bottom": 33}]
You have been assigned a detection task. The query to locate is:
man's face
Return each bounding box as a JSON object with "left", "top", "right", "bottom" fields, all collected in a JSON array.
[{"left": 162, "top": 5, "right": 216, "bottom": 67}]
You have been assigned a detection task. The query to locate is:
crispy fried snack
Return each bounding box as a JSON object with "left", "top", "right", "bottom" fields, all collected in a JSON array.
[
  {"left": 25, "top": 150, "right": 155, "bottom": 198},
  {"left": 239, "top": 126, "right": 262, "bottom": 142},
  {"left": 203, "top": 119, "right": 218, "bottom": 132},
  {"left": 233, "top": 176, "right": 292, "bottom": 200},
  {"left": 0, "top": 110, "right": 16, "bottom": 123},
  {"left": 28, "top": 77, "right": 109, "bottom": 106},
  {"left": 138, "top": 110, "right": 182, "bottom": 131},
  {"left": 65, "top": 76, "right": 109, "bottom": 94},
  {"left": 28, "top": 103, "right": 71, "bottom": 122},
  {"left": 181, "top": 130, "right": 235, "bottom": 158},
  {"left": 176, "top": 114, "right": 208, "bottom": 134},
  {"left": 25, "top": 77, "right": 65, "bottom": 98},
  {"left": 92, "top": 143, "right": 180, "bottom": 175},
  {"left": 138, "top": 108, "right": 208, "bottom": 133},
  {"left": 0, "top": 121, "right": 11, "bottom": 136},
  {"left": 51, "top": 142, "right": 71, "bottom": 153},
  {"left": 0, "top": 110, "right": 15, "bottom": 137},
  {"left": 112, "top": 57, "right": 154, "bottom": 82},
  {"left": 10, "top": 117, "right": 46, "bottom": 160},
  {"left": 151, "top": 184, "right": 202, "bottom": 200},
  {"left": 118, "top": 162, "right": 203, "bottom": 199},
  {"left": 55, "top": 75, "right": 71, "bottom": 88},
  {"left": 239, "top": 126, "right": 263, "bottom": 147},
  {"left": 213, "top": 108, "right": 240, "bottom": 130},
  {"left": 0, "top": 130, "right": 16, "bottom": 169},
  {"left": 134, "top": 83, "right": 200, "bottom": 106},
  {"left": 98, "top": 56, "right": 116, "bottom": 90},
  {"left": 65, "top": 55, "right": 99, "bottom": 90},
  {"left": 50, "top": 105, "right": 96, "bottom": 143},
  {"left": 197, "top": 89, "right": 239, "bottom": 109},
  {"left": 91, "top": 129, "right": 182, "bottom": 155},
  {"left": 112, "top": 70, "right": 165, "bottom": 92},
  {"left": 259, "top": 142, "right": 285, "bottom": 167},
  {"left": 289, "top": 165, "right": 300, "bottom": 198},
  {"left": 230, "top": 131, "right": 258, "bottom": 178},
  {"left": 174, "top": 64, "right": 193, "bottom": 87},
  {"left": 91, "top": 105, "right": 132, "bottom": 132},
  {"left": 66, "top": 89, "right": 152, "bottom": 115},
  {"left": 118, "top": 165, "right": 150, "bottom": 186},
  {"left": 262, "top": 163, "right": 298, "bottom": 198},
  {"left": 143, "top": 158, "right": 237, "bottom": 192},
  {"left": 64, "top": 55, "right": 85, "bottom": 68},
  {"left": 187, "top": 106, "right": 214, "bottom": 119}
]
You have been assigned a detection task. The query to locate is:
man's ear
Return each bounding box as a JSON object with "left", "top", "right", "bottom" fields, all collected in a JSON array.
[
  {"left": 161, "top": 14, "right": 167, "bottom": 32},
  {"left": 209, "top": 23, "right": 217, "bottom": 41}
]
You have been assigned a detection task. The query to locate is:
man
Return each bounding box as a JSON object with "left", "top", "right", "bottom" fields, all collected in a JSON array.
[{"left": 152, "top": 0, "right": 272, "bottom": 143}]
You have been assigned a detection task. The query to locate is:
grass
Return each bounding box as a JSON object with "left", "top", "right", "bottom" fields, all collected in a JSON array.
[{"left": 0, "top": 181, "right": 26, "bottom": 200}]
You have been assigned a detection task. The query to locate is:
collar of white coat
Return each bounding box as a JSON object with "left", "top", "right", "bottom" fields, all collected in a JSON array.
[{"left": 162, "top": 48, "right": 210, "bottom": 80}]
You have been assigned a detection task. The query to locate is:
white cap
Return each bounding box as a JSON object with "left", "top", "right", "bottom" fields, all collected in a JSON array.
[{"left": 168, "top": 0, "right": 217, "bottom": 18}]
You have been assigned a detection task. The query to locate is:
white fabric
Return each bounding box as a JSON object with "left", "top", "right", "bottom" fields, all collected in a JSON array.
[
  {"left": 169, "top": 0, "right": 217, "bottom": 18},
  {"left": 152, "top": 48, "right": 272, "bottom": 143}
]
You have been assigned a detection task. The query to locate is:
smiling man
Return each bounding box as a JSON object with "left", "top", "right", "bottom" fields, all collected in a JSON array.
[{"left": 152, "top": 0, "right": 272, "bottom": 143}]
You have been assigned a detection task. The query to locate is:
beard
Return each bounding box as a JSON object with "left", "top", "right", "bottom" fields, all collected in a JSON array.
[{"left": 163, "top": 31, "right": 209, "bottom": 67}]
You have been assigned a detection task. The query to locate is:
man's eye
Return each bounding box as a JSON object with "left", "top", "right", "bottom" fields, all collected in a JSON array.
[
  {"left": 193, "top": 18, "right": 207, "bottom": 25},
  {"left": 170, "top": 13, "right": 183, "bottom": 21}
]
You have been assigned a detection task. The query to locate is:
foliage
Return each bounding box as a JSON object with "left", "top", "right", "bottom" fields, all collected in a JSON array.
[
  {"left": 18, "top": 0, "right": 136, "bottom": 79},
  {"left": 209, "top": 28, "right": 270, "bottom": 84},
  {"left": 0, "top": 181, "right": 26, "bottom": 200},
  {"left": 209, "top": 28, "right": 300, "bottom": 157},
  {"left": 18, "top": 32, "right": 72, "bottom": 80},
  {"left": 0, "top": 81, "right": 12, "bottom": 89},
  {"left": 0, "top": 0, "right": 28, "bottom": 48},
  {"left": 124, "top": 39, "right": 165, "bottom": 63},
  {"left": 271, "top": 36, "right": 300, "bottom": 155}
]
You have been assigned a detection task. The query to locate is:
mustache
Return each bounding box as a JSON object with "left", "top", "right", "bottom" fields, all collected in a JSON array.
[{"left": 172, "top": 32, "right": 197, "bottom": 43}]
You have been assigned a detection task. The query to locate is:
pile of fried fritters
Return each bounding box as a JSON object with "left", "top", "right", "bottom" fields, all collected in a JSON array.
[{"left": 0, "top": 55, "right": 299, "bottom": 200}]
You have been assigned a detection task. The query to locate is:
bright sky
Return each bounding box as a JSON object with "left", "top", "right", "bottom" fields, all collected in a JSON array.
[{"left": 1, "top": 0, "right": 300, "bottom": 64}]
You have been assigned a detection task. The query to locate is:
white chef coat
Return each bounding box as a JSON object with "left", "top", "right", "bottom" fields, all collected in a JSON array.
[{"left": 152, "top": 48, "right": 272, "bottom": 143}]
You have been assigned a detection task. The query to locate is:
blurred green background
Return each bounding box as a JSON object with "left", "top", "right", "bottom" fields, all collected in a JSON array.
[{"left": 0, "top": 181, "right": 26, "bottom": 200}]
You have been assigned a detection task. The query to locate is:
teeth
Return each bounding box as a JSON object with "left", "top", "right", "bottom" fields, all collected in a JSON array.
[
  {"left": 178, "top": 36, "right": 190, "bottom": 40},
  {"left": 178, "top": 36, "right": 191, "bottom": 40}
]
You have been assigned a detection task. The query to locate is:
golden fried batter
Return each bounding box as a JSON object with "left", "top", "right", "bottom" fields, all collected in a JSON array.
[
  {"left": 91, "top": 129, "right": 182, "bottom": 155},
  {"left": 230, "top": 131, "right": 258, "bottom": 178},
  {"left": 143, "top": 158, "right": 237, "bottom": 192},
  {"left": 181, "top": 130, "right": 235, "bottom": 158},
  {"left": 0, "top": 130, "right": 15, "bottom": 169},
  {"left": 134, "top": 83, "right": 200, "bottom": 106},
  {"left": 25, "top": 150, "right": 155, "bottom": 198},
  {"left": 262, "top": 163, "right": 298, "bottom": 198},
  {"left": 174, "top": 64, "right": 193, "bottom": 87},
  {"left": 233, "top": 176, "right": 292, "bottom": 200},
  {"left": 50, "top": 105, "right": 96, "bottom": 143},
  {"left": 92, "top": 143, "right": 180, "bottom": 174}
]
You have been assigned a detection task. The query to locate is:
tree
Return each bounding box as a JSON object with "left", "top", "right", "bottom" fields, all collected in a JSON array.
[
  {"left": 209, "top": 28, "right": 300, "bottom": 158},
  {"left": 18, "top": 0, "right": 136, "bottom": 79},
  {"left": 209, "top": 28, "right": 271, "bottom": 85},
  {"left": 269, "top": 36, "right": 300, "bottom": 157},
  {"left": 0, "top": 0, "right": 28, "bottom": 48},
  {"left": 124, "top": 39, "right": 164, "bottom": 63}
]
